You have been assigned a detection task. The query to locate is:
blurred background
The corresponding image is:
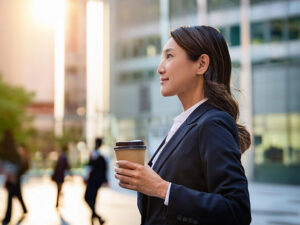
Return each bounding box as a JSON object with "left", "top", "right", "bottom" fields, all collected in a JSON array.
[{"left": 0, "top": 0, "right": 300, "bottom": 225}]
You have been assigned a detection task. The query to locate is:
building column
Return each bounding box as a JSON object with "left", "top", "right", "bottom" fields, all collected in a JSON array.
[
  {"left": 54, "top": 0, "right": 66, "bottom": 137},
  {"left": 86, "top": 0, "right": 107, "bottom": 150},
  {"left": 240, "top": 0, "right": 254, "bottom": 180},
  {"left": 197, "top": 0, "right": 207, "bottom": 25},
  {"left": 160, "top": 0, "right": 170, "bottom": 47}
]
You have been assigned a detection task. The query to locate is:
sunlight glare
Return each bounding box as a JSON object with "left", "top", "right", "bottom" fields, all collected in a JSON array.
[{"left": 33, "top": 0, "right": 64, "bottom": 27}]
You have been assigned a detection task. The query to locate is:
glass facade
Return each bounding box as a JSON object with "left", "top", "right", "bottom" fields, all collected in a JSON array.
[
  {"left": 289, "top": 17, "right": 300, "bottom": 40},
  {"left": 270, "top": 19, "right": 286, "bottom": 42},
  {"left": 110, "top": 0, "right": 167, "bottom": 159},
  {"left": 248, "top": 1, "right": 300, "bottom": 184},
  {"left": 251, "top": 16, "right": 300, "bottom": 44},
  {"left": 251, "top": 0, "right": 283, "bottom": 5},
  {"left": 118, "top": 69, "right": 156, "bottom": 83},
  {"left": 111, "top": 0, "right": 300, "bottom": 184},
  {"left": 116, "top": 0, "right": 159, "bottom": 27},
  {"left": 253, "top": 60, "right": 300, "bottom": 184},
  {"left": 117, "top": 35, "right": 161, "bottom": 60},
  {"left": 218, "top": 16, "right": 300, "bottom": 47},
  {"left": 251, "top": 22, "right": 267, "bottom": 44},
  {"left": 170, "top": 0, "right": 197, "bottom": 17},
  {"left": 218, "top": 25, "right": 241, "bottom": 47},
  {"left": 207, "top": 0, "right": 240, "bottom": 11}
]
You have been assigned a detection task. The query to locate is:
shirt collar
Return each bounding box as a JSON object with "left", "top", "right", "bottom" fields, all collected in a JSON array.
[{"left": 174, "top": 98, "right": 208, "bottom": 123}]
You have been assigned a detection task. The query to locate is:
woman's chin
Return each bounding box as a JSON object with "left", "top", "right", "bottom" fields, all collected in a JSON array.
[{"left": 160, "top": 90, "right": 174, "bottom": 97}]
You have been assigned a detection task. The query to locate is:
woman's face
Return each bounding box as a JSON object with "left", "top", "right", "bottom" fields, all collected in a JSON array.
[{"left": 157, "top": 38, "right": 200, "bottom": 98}]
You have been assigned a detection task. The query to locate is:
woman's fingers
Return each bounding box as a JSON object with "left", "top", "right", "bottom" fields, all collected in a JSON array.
[
  {"left": 114, "top": 167, "right": 136, "bottom": 177},
  {"left": 119, "top": 182, "right": 136, "bottom": 190},
  {"left": 115, "top": 173, "right": 133, "bottom": 184},
  {"left": 116, "top": 160, "right": 139, "bottom": 170}
]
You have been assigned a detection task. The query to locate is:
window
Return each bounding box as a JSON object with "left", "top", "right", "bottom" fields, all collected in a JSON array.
[
  {"left": 219, "top": 25, "right": 240, "bottom": 47},
  {"left": 148, "top": 35, "right": 161, "bottom": 56},
  {"left": 170, "top": 0, "right": 197, "bottom": 18},
  {"left": 251, "top": 19, "right": 289, "bottom": 44},
  {"left": 289, "top": 17, "right": 300, "bottom": 40},
  {"left": 208, "top": 0, "right": 239, "bottom": 12},
  {"left": 118, "top": 69, "right": 156, "bottom": 83},
  {"left": 116, "top": 0, "right": 159, "bottom": 27},
  {"left": 251, "top": 0, "right": 282, "bottom": 5},
  {"left": 270, "top": 20, "right": 286, "bottom": 43},
  {"left": 251, "top": 22, "right": 267, "bottom": 44},
  {"left": 218, "top": 26, "right": 230, "bottom": 45},
  {"left": 230, "top": 25, "right": 240, "bottom": 46},
  {"left": 118, "top": 36, "right": 161, "bottom": 60},
  {"left": 139, "top": 85, "right": 151, "bottom": 112},
  {"left": 253, "top": 60, "right": 300, "bottom": 184}
]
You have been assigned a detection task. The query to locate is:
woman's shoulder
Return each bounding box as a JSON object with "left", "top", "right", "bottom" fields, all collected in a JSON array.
[
  {"left": 196, "top": 106, "right": 238, "bottom": 136},
  {"left": 200, "top": 107, "right": 235, "bottom": 125},
  {"left": 195, "top": 107, "right": 240, "bottom": 149}
]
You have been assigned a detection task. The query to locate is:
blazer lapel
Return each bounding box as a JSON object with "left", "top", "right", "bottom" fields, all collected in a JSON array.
[
  {"left": 152, "top": 122, "right": 196, "bottom": 173},
  {"left": 152, "top": 101, "right": 215, "bottom": 173},
  {"left": 147, "top": 137, "right": 166, "bottom": 167}
]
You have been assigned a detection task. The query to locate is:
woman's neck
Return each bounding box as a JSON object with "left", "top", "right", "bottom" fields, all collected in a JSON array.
[{"left": 178, "top": 90, "right": 205, "bottom": 111}]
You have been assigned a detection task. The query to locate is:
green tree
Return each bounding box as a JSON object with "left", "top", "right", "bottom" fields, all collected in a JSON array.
[{"left": 0, "top": 75, "right": 35, "bottom": 145}]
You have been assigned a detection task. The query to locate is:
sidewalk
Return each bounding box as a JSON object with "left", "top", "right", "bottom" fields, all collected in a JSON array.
[
  {"left": 0, "top": 175, "right": 140, "bottom": 225},
  {"left": 1, "top": 176, "right": 300, "bottom": 225},
  {"left": 249, "top": 182, "right": 300, "bottom": 225}
]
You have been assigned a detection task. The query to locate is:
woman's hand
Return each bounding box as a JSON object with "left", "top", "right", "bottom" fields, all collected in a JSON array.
[{"left": 114, "top": 160, "right": 170, "bottom": 199}]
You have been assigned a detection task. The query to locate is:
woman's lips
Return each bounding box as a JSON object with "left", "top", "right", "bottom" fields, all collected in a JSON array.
[{"left": 160, "top": 78, "right": 169, "bottom": 84}]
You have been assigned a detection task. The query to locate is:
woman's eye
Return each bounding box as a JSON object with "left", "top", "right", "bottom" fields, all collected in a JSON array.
[{"left": 166, "top": 54, "right": 173, "bottom": 59}]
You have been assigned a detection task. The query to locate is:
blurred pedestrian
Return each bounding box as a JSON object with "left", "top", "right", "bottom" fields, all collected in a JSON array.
[
  {"left": 1, "top": 130, "right": 28, "bottom": 225},
  {"left": 114, "top": 26, "right": 251, "bottom": 225},
  {"left": 19, "top": 144, "right": 30, "bottom": 179},
  {"left": 51, "top": 145, "right": 70, "bottom": 208},
  {"left": 84, "top": 138, "right": 107, "bottom": 225}
]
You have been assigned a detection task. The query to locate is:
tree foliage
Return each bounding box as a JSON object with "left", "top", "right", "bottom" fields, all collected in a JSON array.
[
  {"left": 0, "top": 75, "right": 35, "bottom": 144},
  {"left": 0, "top": 75, "right": 84, "bottom": 159}
]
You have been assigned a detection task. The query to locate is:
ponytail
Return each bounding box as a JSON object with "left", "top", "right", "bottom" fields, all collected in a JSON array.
[{"left": 204, "top": 79, "right": 251, "bottom": 153}]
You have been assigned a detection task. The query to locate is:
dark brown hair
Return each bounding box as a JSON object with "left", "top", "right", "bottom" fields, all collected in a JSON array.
[{"left": 171, "top": 26, "right": 251, "bottom": 153}]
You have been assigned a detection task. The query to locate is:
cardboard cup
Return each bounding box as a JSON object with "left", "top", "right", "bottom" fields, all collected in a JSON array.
[{"left": 114, "top": 140, "right": 146, "bottom": 165}]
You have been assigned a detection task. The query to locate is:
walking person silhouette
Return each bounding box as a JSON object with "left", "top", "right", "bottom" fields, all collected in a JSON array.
[
  {"left": 84, "top": 138, "right": 108, "bottom": 225},
  {"left": 1, "top": 130, "right": 28, "bottom": 225},
  {"left": 51, "top": 145, "right": 70, "bottom": 208}
]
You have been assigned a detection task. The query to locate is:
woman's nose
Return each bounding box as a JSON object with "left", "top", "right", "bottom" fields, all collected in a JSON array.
[{"left": 157, "top": 62, "right": 165, "bottom": 75}]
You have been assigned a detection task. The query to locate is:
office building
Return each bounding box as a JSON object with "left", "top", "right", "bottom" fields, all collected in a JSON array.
[{"left": 109, "top": 0, "right": 300, "bottom": 184}]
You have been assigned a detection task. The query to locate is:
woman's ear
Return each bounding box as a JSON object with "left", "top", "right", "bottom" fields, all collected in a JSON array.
[{"left": 196, "top": 54, "right": 210, "bottom": 76}]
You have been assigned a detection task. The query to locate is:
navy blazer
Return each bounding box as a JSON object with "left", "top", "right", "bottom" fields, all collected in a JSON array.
[{"left": 137, "top": 101, "right": 251, "bottom": 225}]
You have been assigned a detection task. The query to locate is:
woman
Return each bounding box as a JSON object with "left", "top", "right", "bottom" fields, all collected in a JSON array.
[{"left": 114, "top": 26, "right": 251, "bottom": 225}]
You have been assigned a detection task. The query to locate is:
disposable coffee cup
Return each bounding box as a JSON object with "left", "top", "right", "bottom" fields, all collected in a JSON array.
[{"left": 114, "top": 140, "right": 146, "bottom": 165}]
